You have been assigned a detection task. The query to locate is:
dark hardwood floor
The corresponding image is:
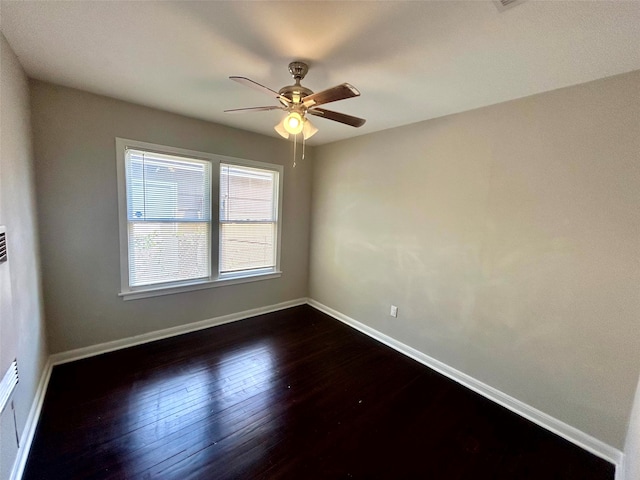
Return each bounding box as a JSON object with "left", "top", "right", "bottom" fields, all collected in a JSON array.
[{"left": 24, "top": 305, "right": 614, "bottom": 479}]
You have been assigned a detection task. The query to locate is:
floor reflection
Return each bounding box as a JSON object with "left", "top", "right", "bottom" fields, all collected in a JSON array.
[{"left": 119, "top": 341, "right": 281, "bottom": 477}]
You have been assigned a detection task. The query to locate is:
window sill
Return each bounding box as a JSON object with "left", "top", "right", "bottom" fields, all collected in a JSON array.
[{"left": 119, "top": 271, "right": 282, "bottom": 301}]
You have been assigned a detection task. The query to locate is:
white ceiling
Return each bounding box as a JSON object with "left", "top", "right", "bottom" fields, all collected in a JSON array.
[{"left": 1, "top": 1, "right": 639, "bottom": 145}]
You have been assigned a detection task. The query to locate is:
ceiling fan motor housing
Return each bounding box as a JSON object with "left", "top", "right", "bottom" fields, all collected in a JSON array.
[
  {"left": 279, "top": 62, "right": 313, "bottom": 106},
  {"left": 278, "top": 84, "right": 313, "bottom": 105}
]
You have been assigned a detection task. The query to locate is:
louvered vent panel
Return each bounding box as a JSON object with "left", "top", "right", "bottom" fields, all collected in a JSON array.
[
  {"left": 0, "top": 227, "right": 6, "bottom": 263},
  {"left": 0, "top": 360, "right": 18, "bottom": 415}
]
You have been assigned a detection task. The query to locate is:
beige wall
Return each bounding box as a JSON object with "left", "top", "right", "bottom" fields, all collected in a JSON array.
[
  {"left": 30, "top": 80, "right": 312, "bottom": 353},
  {"left": 310, "top": 70, "right": 640, "bottom": 449},
  {"left": 0, "top": 34, "right": 48, "bottom": 479}
]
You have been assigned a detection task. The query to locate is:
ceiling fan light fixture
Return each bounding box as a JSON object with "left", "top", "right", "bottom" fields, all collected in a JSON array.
[
  {"left": 274, "top": 120, "right": 290, "bottom": 139},
  {"left": 303, "top": 118, "right": 318, "bottom": 140},
  {"left": 284, "top": 112, "right": 304, "bottom": 135},
  {"left": 275, "top": 116, "right": 317, "bottom": 140}
]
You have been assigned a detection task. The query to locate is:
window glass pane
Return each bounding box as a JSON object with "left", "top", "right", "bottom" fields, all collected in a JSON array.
[
  {"left": 126, "top": 150, "right": 211, "bottom": 221},
  {"left": 128, "top": 222, "right": 210, "bottom": 287},
  {"left": 220, "top": 164, "right": 276, "bottom": 221},
  {"left": 219, "top": 163, "right": 278, "bottom": 274},
  {"left": 220, "top": 222, "right": 275, "bottom": 273}
]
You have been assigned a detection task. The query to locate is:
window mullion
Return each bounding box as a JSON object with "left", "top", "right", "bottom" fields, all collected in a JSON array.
[{"left": 210, "top": 159, "right": 221, "bottom": 280}]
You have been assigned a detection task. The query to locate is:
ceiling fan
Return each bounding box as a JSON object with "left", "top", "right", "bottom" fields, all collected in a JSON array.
[{"left": 225, "top": 61, "right": 366, "bottom": 140}]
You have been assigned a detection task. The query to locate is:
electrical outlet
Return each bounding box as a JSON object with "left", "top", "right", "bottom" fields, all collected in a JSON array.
[{"left": 390, "top": 305, "right": 398, "bottom": 318}]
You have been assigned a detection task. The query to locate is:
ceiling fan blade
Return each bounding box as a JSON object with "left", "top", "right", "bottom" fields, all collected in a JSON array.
[
  {"left": 308, "top": 108, "right": 366, "bottom": 128},
  {"left": 230, "top": 76, "right": 291, "bottom": 106},
  {"left": 224, "top": 106, "right": 284, "bottom": 114},
  {"left": 302, "top": 83, "right": 360, "bottom": 108}
]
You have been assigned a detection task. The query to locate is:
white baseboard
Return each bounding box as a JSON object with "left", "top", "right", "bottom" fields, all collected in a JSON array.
[
  {"left": 10, "top": 358, "right": 53, "bottom": 480},
  {"left": 307, "top": 298, "right": 623, "bottom": 469},
  {"left": 50, "top": 297, "right": 308, "bottom": 366}
]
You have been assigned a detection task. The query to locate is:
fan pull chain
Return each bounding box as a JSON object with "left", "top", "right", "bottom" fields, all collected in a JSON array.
[
  {"left": 302, "top": 133, "right": 306, "bottom": 162},
  {"left": 293, "top": 134, "right": 297, "bottom": 168}
]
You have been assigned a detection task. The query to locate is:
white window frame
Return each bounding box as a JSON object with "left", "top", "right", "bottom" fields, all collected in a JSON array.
[{"left": 116, "top": 138, "right": 283, "bottom": 300}]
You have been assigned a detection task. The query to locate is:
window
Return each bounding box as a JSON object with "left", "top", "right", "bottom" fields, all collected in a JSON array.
[
  {"left": 116, "top": 139, "right": 282, "bottom": 300},
  {"left": 220, "top": 164, "right": 278, "bottom": 275},
  {"left": 125, "top": 149, "right": 211, "bottom": 287}
]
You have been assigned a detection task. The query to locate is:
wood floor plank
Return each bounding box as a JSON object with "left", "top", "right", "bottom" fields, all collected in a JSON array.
[{"left": 23, "top": 305, "right": 615, "bottom": 479}]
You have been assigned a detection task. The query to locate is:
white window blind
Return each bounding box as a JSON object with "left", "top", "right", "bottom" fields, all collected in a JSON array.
[
  {"left": 125, "top": 149, "right": 211, "bottom": 287},
  {"left": 220, "top": 163, "right": 278, "bottom": 274}
]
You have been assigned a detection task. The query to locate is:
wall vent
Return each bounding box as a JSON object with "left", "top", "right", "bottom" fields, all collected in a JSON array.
[
  {"left": 0, "top": 226, "right": 6, "bottom": 263},
  {"left": 1, "top": 359, "right": 19, "bottom": 415},
  {"left": 494, "top": 0, "right": 527, "bottom": 12}
]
